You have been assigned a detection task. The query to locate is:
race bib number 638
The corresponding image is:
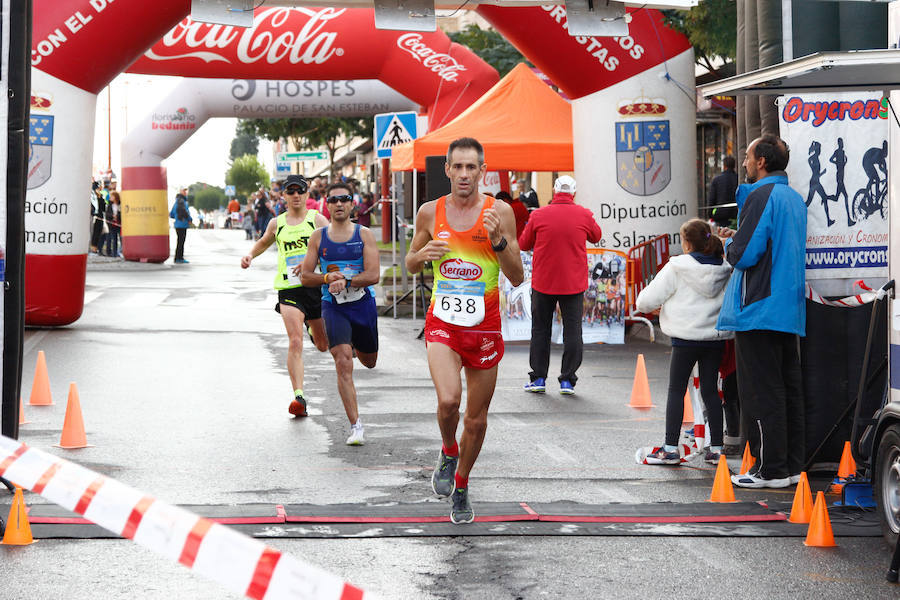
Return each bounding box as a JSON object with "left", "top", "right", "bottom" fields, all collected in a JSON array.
[{"left": 433, "top": 280, "right": 485, "bottom": 327}]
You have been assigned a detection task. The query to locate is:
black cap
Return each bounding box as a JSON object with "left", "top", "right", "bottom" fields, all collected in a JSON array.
[{"left": 283, "top": 174, "right": 309, "bottom": 193}]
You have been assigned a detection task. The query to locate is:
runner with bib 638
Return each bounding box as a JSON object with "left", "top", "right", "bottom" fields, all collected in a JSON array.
[{"left": 406, "top": 137, "right": 524, "bottom": 524}]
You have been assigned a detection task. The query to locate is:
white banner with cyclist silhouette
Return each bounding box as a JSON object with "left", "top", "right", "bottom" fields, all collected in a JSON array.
[{"left": 779, "top": 91, "right": 889, "bottom": 280}]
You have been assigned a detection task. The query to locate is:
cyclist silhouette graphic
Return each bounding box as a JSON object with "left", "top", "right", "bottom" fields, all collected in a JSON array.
[
  {"left": 829, "top": 137, "right": 853, "bottom": 227},
  {"left": 805, "top": 140, "right": 834, "bottom": 226},
  {"left": 854, "top": 140, "right": 888, "bottom": 221}
]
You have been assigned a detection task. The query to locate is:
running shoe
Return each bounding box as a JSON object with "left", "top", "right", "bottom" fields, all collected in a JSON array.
[
  {"left": 346, "top": 423, "right": 365, "bottom": 446},
  {"left": 288, "top": 395, "right": 308, "bottom": 417},
  {"left": 645, "top": 446, "right": 681, "bottom": 465},
  {"left": 523, "top": 378, "right": 546, "bottom": 393},
  {"left": 704, "top": 448, "right": 721, "bottom": 465},
  {"left": 431, "top": 450, "right": 458, "bottom": 497},
  {"left": 730, "top": 472, "right": 791, "bottom": 489},
  {"left": 559, "top": 380, "right": 575, "bottom": 395},
  {"left": 450, "top": 487, "right": 475, "bottom": 524},
  {"left": 789, "top": 473, "right": 802, "bottom": 485}
]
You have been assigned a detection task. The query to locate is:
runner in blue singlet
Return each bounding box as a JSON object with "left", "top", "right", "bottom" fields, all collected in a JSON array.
[{"left": 300, "top": 182, "right": 380, "bottom": 446}]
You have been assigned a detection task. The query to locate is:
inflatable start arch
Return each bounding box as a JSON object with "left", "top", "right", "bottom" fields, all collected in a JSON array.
[
  {"left": 29, "top": 1, "right": 498, "bottom": 325},
  {"left": 120, "top": 77, "right": 417, "bottom": 261},
  {"left": 479, "top": 5, "right": 695, "bottom": 251}
]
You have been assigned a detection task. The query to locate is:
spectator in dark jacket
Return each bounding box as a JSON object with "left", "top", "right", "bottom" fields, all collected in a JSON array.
[
  {"left": 708, "top": 156, "right": 738, "bottom": 226},
  {"left": 518, "top": 176, "right": 602, "bottom": 395}
]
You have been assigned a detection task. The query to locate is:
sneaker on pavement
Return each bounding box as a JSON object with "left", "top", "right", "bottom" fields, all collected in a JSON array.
[
  {"left": 704, "top": 449, "right": 721, "bottom": 465},
  {"left": 789, "top": 473, "right": 802, "bottom": 485},
  {"left": 288, "top": 395, "right": 308, "bottom": 417},
  {"left": 431, "top": 450, "right": 458, "bottom": 497},
  {"left": 730, "top": 472, "right": 791, "bottom": 489},
  {"left": 450, "top": 487, "right": 475, "bottom": 524},
  {"left": 523, "top": 378, "right": 546, "bottom": 393},
  {"left": 346, "top": 423, "right": 365, "bottom": 446},
  {"left": 559, "top": 380, "right": 575, "bottom": 395},
  {"left": 645, "top": 446, "right": 681, "bottom": 465}
]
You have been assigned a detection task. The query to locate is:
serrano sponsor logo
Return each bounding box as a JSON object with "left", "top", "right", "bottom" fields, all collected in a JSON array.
[
  {"left": 439, "top": 258, "right": 482, "bottom": 280},
  {"left": 396, "top": 33, "right": 467, "bottom": 82},
  {"left": 430, "top": 328, "right": 450, "bottom": 338},
  {"left": 479, "top": 338, "right": 494, "bottom": 351},
  {"left": 479, "top": 351, "right": 498, "bottom": 364},
  {"left": 147, "top": 7, "right": 345, "bottom": 66},
  {"left": 436, "top": 230, "right": 451, "bottom": 239}
]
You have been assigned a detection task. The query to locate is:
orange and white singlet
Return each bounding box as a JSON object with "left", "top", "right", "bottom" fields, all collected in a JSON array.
[{"left": 426, "top": 195, "right": 501, "bottom": 333}]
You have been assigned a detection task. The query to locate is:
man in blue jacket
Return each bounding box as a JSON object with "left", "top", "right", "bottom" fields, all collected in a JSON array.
[
  {"left": 716, "top": 134, "right": 806, "bottom": 489},
  {"left": 169, "top": 188, "right": 193, "bottom": 264}
]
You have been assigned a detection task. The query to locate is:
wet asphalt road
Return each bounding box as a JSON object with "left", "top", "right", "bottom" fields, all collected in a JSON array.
[{"left": 0, "top": 228, "right": 893, "bottom": 599}]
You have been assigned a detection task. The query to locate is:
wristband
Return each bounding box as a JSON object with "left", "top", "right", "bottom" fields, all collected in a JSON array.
[{"left": 491, "top": 237, "right": 508, "bottom": 252}]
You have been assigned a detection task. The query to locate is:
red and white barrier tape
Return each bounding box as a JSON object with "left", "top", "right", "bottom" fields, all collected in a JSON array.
[
  {"left": 805, "top": 280, "right": 882, "bottom": 308},
  {"left": 0, "top": 436, "right": 372, "bottom": 600}
]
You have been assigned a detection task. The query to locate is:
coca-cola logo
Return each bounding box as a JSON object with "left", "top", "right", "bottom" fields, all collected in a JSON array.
[
  {"left": 397, "top": 33, "right": 467, "bottom": 82},
  {"left": 146, "top": 8, "right": 345, "bottom": 66},
  {"left": 440, "top": 258, "right": 482, "bottom": 280}
]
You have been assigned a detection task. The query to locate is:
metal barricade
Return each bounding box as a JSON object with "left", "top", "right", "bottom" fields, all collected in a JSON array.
[
  {"left": 627, "top": 234, "right": 671, "bottom": 308},
  {"left": 624, "top": 235, "right": 671, "bottom": 341}
]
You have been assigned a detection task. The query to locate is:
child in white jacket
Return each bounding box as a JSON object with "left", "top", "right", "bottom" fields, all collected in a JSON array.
[{"left": 636, "top": 219, "right": 733, "bottom": 465}]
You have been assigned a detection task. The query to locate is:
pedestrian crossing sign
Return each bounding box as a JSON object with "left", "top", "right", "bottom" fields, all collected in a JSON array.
[{"left": 375, "top": 111, "right": 418, "bottom": 159}]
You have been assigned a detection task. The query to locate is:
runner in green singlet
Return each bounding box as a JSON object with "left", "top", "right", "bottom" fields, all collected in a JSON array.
[{"left": 241, "top": 174, "right": 329, "bottom": 417}]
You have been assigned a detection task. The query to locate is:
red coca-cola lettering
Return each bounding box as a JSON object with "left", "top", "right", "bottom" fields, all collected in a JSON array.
[
  {"left": 396, "top": 33, "right": 467, "bottom": 82},
  {"left": 440, "top": 258, "right": 483, "bottom": 280},
  {"left": 148, "top": 7, "right": 343, "bottom": 66}
]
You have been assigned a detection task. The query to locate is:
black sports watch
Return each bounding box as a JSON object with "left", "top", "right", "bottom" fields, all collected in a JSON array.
[{"left": 491, "top": 237, "right": 508, "bottom": 252}]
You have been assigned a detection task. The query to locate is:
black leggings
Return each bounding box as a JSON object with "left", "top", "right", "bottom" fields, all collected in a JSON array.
[{"left": 664, "top": 344, "right": 724, "bottom": 447}]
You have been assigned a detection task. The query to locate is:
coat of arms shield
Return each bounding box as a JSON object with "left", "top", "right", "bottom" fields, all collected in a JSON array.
[
  {"left": 615, "top": 120, "right": 671, "bottom": 196},
  {"left": 28, "top": 115, "right": 54, "bottom": 190}
]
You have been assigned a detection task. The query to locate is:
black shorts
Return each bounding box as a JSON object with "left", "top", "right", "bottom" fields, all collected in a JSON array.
[
  {"left": 321, "top": 295, "right": 378, "bottom": 353},
  {"left": 275, "top": 286, "right": 322, "bottom": 320}
]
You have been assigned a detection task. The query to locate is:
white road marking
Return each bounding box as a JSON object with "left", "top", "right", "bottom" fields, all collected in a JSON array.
[{"left": 537, "top": 443, "right": 577, "bottom": 464}]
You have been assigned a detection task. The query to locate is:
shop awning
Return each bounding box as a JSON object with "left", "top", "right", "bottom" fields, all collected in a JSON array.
[{"left": 699, "top": 49, "right": 900, "bottom": 97}]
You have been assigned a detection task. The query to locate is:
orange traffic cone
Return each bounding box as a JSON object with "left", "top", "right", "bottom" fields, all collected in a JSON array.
[
  {"left": 628, "top": 354, "right": 654, "bottom": 408},
  {"left": 739, "top": 441, "right": 756, "bottom": 475},
  {"left": 56, "top": 383, "right": 89, "bottom": 449},
  {"left": 804, "top": 491, "right": 836, "bottom": 547},
  {"left": 2, "top": 487, "right": 34, "bottom": 545},
  {"left": 18, "top": 397, "right": 29, "bottom": 425},
  {"left": 682, "top": 388, "right": 694, "bottom": 423},
  {"left": 709, "top": 454, "right": 736, "bottom": 502},
  {"left": 789, "top": 472, "right": 814, "bottom": 523},
  {"left": 28, "top": 350, "right": 53, "bottom": 406},
  {"left": 836, "top": 441, "right": 857, "bottom": 479}
]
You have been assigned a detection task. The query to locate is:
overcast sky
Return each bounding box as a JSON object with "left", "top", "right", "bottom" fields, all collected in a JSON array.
[{"left": 93, "top": 73, "right": 275, "bottom": 192}]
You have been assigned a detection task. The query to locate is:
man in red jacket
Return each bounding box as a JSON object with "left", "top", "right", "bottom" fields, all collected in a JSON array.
[{"left": 518, "top": 176, "right": 602, "bottom": 395}]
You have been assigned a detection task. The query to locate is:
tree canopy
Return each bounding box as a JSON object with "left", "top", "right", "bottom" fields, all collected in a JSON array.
[
  {"left": 238, "top": 117, "right": 372, "bottom": 178},
  {"left": 225, "top": 154, "right": 269, "bottom": 200},
  {"left": 663, "top": 0, "right": 736, "bottom": 75},
  {"left": 229, "top": 131, "right": 259, "bottom": 162},
  {"left": 188, "top": 183, "right": 227, "bottom": 212},
  {"left": 449, "top": 24, "right": 530, "bottom": 78}
]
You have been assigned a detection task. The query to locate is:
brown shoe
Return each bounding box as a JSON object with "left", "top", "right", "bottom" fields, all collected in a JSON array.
[{"left": 288, "top": 396, "right": 308, "bottom": 417}]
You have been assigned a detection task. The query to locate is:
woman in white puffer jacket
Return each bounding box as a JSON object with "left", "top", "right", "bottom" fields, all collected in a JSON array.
[{"left": 636, "top": 219, "right": 733, "bottom": 466}]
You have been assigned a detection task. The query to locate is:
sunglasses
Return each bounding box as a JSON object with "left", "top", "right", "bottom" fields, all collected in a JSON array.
[
  {"left": 326, "top": 194, "right": 353, "bottom": 204},
  {"left": 285, "top": 186, "right": 306, "bottom": 195}
]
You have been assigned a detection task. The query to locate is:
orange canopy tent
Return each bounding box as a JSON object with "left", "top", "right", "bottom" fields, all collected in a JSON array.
[{"left": 390, "top": 63, "right": 573, "bottom": 172}]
